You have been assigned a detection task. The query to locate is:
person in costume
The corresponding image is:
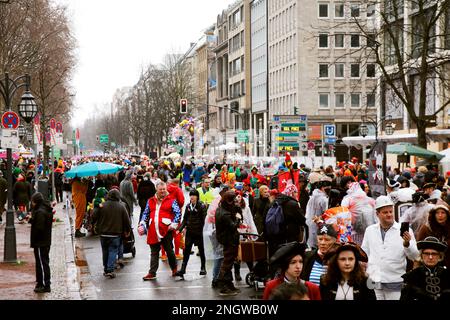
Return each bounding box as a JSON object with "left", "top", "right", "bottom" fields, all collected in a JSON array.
[
  {"left": 400, "top": 237, "right": 450, "bottom": 301},
  {"left": 263, "top": 241, "right": 321, "bottom": 300}
]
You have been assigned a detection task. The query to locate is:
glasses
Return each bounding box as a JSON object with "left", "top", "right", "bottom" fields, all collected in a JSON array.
[{"left": 422, "top": 251, "right": 440, "bottom": 258}]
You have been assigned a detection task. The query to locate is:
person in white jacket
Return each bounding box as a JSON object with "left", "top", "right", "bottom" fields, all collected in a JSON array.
[{"left": 362, "top": 196, "right": 420, "bottom": 300}]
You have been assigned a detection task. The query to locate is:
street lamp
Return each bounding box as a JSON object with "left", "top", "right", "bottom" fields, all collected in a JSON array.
[
  {"left": 359, "top": 114, "right": 395, "bottom": 141},
  {"left": 0, "top": 73, "right": 37, "bottom": 262},
  {"left": 18, "top": 124, "right": 26, "bottom": 140}
]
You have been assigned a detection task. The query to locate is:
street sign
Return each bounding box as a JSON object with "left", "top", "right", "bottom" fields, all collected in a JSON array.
[
  {"left": 99, "top": 134, "right": 109, "bottom": 144},
  {"left": 277, "top": 142, "right": 300, "bottom": 152},
  {"left": 1, "top": 129, "right": 19, "bottom": 148},
  {"left": 324, "top": 124, "right": 336, "bottom": 137},
  {"left": 237, "top": 130, "right": 249, "bottom": 142},
  {"left": 2, "top": 111, "right": 20, "bottom": 129},
  {"left": 325, "top": 137, "right": 337, "bottom": 144},
  {"left": 307, "top": 141, "right": 316, "bottom": 150},
  {"left": 300, "top": 142, "right": 308, "bottom": 152}
]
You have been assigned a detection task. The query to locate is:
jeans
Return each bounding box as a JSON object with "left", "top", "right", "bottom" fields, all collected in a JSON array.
[
  {"left": 213, "top": 258, "right": 224, "bottom": 281},
  {"left": 118, "top": 238, "right": 124, "bottom": 260},
  {"left": 100, "top": 236, "right": 121, "bottom": 273},
  {"left": 149, "top": 231, "right": 177, "bottom": 274}
]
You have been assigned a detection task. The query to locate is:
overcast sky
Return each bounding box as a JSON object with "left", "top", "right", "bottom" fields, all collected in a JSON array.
[{"left": 56, "top": 0, "right": 235, "bottom": 127}]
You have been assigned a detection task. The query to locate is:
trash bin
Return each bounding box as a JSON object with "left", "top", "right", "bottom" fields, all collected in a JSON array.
[{"left": 38, "top": 179, "right": 49, "bottom": 201}]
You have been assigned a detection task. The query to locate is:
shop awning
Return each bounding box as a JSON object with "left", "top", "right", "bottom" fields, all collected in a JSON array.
[{"left": 342, "top": 129, "right": 450, "bottom": 148}]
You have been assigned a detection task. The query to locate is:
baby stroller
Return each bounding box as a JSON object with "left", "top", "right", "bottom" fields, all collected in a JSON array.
[
  {"left": 239, "top": 233, "right": 271, "bottom": 291},
  {"left": 123, "top": 229, "right": 136, "bottom": 258}
]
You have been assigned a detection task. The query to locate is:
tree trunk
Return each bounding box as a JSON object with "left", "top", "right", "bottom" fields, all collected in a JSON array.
[{"left": 417, "top": 120, "right": 427, "bottom": 149}]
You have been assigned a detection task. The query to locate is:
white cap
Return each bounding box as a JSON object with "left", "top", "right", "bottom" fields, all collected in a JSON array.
[{"left": 375, "top": 195, "right": 394, "bottom": 210}]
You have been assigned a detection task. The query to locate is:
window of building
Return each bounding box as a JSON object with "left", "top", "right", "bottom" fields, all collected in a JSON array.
[
  {"left": 367, "top": 3, "right": 376, "bottom": 17},
  {"left": 334, "top": 3, "right": 345, "bottom": 18},
  {"left": 319, "top": 93, "right": 329, "bottom": 108},
  {"left": 319, "top": 34, "right": 329, "bottom": 48},
  {"left": 351, "top": 93, "right": 360, "bottom": 108},
  {"left": 319, "top": 64, "right": 329, "bottom": 78},
  {"left": 335, "top": 93, "right": 345, "bottom": 108},
  {"left": 335, "top": 63, "right": 344, "bottom": 78},
  {"left": 351, "top": 63, "right": 360, "bottom": 78},
  {"left": 350, "top": 34, "right": 360, "bottom": 48},
  {"left": 367, "top": 33, "right": 377, "bottom": 48},
  {"left": 351, "top": 3, "right": 360, "bottom": 17},
  {"left": 335, "top": 34, "right": 345, "bottom": 48},
  {"left": 319, "top": 3, "right": 329, "bottom": 18},
  {"left": 367, "top": 93, "right": 376, "bottom": 107},
  {"left": 241, "top": 80, "right": 245, "bottom": 95},
  {"left": 367, "top": 64, "right": 376, "bottom": 78}
]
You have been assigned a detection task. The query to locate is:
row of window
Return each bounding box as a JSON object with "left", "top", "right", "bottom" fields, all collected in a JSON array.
[
  {"left": 229, "top": 56, "right": 245, "bottom": 77},
  {"left": 269, "top": 4, "right": 296, "bottom": 41},
  {"left": 318, "top": 2, "right": 376, "bottom": 19},
  {"left": 319, "top": 63, "right": 376, "bottom": 79},
  {"left": 319, "top": 92, "right": 376, "bottom": 109},
  {"left": 229, "top": 31, "right": 244, "bottom": 54},
  {"left": 270, "top": 93, "right": 297, "bottom": 116},
  {"left": 229, "top": 80, "right": 245, "bottom": 99},
  {"left": 269, "top": 34, "right": 297, "bottom": 68},
  {"left": 319, "top": 33, "right": 376, "bottom": 49},
  {"left": 229, "top": 6, "right": 243, "bottom": 30},
  {"left": 269, "top": 63, "right": 297, "bottom": 95}
]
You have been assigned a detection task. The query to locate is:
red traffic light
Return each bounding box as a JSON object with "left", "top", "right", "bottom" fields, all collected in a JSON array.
[{"left": 180, "top": 99, "right": 187, "bottom": 114}]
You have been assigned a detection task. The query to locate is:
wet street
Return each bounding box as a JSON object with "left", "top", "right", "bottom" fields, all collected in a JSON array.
[{"left": 77, "top": 191, "right": 264, "bottom": 300}]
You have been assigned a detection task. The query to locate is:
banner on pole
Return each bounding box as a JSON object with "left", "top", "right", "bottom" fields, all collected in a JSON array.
[{"left": 368, "top": 141, "right": 387, "bottom": 199}]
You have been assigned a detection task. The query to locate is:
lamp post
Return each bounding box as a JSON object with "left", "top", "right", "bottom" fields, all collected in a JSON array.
[
  {"left": 359, "top": 114, "right": 395, "bottom": 142},
  {"left": 0, "top": 73, "right": 37, "bottom": 262}
]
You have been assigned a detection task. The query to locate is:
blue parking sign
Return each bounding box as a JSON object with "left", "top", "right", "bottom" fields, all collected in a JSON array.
[{"left": 324, "top": 124, "right": 336, "bottom": 137}]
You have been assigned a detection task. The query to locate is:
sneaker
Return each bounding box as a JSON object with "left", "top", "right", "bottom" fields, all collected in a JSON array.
[
  {"left": 219, "top": 287, "right": 239, "bottom": 296},
  {"left": 116, "top": 259, "right": 125, "bottom": 269},
  {"left": 160, "top": 255, "right": 167, "bottom": 261},
  {"left": 199, "top": 269, "right": 207, "bottom": 276},
  {"left": 105, "top": 272, "right": 116, "bottom": 279},
  {"left": 143, "top": 273, "right": 157, "bottom": 281},
  {"left": 176, "top": 254, "right": 183, "bottom": 260},
  {"left": 75, "top": 230, "right": 86, "bottom": 238}
]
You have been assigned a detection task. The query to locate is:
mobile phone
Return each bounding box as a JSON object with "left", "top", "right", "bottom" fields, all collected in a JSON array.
[{"left": 400, "top": 222, "right": 409, "bottom": 237}]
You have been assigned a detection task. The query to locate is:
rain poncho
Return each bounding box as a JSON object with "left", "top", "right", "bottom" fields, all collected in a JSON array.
[
  {"left": 400, "top": 201, "right": 435, "bottom": 236},
  {"left": 203, "top": 196, "right": 224, "bottom": 260},
  {"left": 238, "top": 205, "right": 258, "bottom": 241},
  {"left": 340, "top": 182, "right": 377, "bottom": 236},
  {"left": 305, "top": 188, "right": 329, "bottom": 248}
]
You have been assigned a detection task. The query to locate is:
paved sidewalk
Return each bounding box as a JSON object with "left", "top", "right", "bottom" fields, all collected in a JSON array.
[{"left": 0, "top": 203, "right": 81, "bottom": 300}]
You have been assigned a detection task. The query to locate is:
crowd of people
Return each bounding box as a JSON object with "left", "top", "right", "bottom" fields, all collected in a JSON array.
[{"left": 2, "top": 152, "right": 450, "bottom": 300}]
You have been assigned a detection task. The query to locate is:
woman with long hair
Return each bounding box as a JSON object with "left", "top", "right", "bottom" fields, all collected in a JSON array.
[{"left": 320, "top": 242, "right": 375, "bottom": 300}]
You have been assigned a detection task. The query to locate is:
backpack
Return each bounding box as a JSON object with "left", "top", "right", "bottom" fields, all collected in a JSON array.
[{"left": 265, "top": 201, "right": 284, "bottom": 237}]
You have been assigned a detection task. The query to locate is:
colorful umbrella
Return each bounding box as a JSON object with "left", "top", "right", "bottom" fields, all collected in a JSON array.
[{"left": 64, "top": 162, "right": 124, "bottom": 178}]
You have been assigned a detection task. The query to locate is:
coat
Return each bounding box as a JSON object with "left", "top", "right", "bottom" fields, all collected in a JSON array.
[
  {"left": 215, "top": 205, "right": 241, "bottom": 246},
  {"left": 262, "top": 277, "right": 321, "bottom": 300},
  {"left": 319, "top": 277, "right": 376, "bottom": 300},
  {"left": 417, "top": 220, "right": 450, "bottom": 269},
  {"left": 276, "top": 194, "right": 306, "bottom": 243},
  {"left": 72, "top": 179, "right": 88, "bottom": 215},
  {"left": 137, "top": 179, "right": 156, "bottom": 209},
  {"left": 143, "top": 195, "right": 181, "bottom": 245},
  {"left": 29, "top": 201, "right": 53, "bottom": 248},
  {"left": 401, "top": 265, "right": 450, "bottom": 301},
  {"left": 92, "top": 192, "right": 131, "bottom": 236},
  {"left": 301, "top": 249, "right": 323, "bottom": 282},
  {"left": 13, "top": 180, "right": 32, "bottom": 207},
  {"left": 167, "top": 183, "right": 185, "bottom": 208},
  {"left": 0, "top": 176, "right": 7, "bottom": 207},
  {"left": 120, "top": 178, "right": 136, "bottom": 216},
  {"left": 179, "top": 201, "right": 207, "bottom": 236},
  {"left": 252, "top": 197, "right": 271, "bottom": 236}
]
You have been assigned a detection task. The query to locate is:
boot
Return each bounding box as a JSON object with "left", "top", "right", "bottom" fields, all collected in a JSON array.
[
  {"left": 234, "top": 263, "right": 242, "bottom": 281},
  {"left": 174, "top": 263, "right": 186, "bottom": 277}
]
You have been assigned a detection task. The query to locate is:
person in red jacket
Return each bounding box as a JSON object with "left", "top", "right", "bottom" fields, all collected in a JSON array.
[
  {"left": 263, "top": 242, "right": 321, "bottom": 300},
  {"left": 160, "top": 179, "right": 185, "bottom": 260},
  {"left": 139, "top": 181, "right": 182, "bottom": 280}
]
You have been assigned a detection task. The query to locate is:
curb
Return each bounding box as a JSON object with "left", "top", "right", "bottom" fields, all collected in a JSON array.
[{"left": 63, "top": 206, "right": 82, "bottom": 300}]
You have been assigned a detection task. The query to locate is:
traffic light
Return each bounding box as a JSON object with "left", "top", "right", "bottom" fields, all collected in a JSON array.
[
  {"left": 294, "top": 106, "right": 298, "bottom": 115},
  {"left": 180, "top": 99, "right": 188, "bottom": 114}
]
